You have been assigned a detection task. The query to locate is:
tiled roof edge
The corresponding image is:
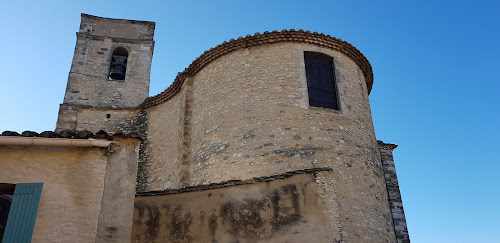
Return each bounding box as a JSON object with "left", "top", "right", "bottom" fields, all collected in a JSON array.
[
  {"left": 136, "top": 167, "right": 333, "bottom": 196},
  {"left": 142, "top": 29, "right": 373, "bottom": 108},
  {"left": 0, "top": 130, "right": 142, "bottom": 141}
]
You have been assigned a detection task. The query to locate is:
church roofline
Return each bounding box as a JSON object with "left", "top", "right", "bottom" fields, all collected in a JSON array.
[{"left": 142, "top": 29, "right": 374, "bottom": 108}]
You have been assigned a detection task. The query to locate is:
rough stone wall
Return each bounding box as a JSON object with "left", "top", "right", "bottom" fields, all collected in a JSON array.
[
  {"left": 379, "top": 142, "right": 410, "bottom": 243},
  {"left": 56, "top": 14, "right": 154, "bottom": 134},
  {"left": 56, "top": 105, "right": 141, "bottom": 133},
  {"left": 0, "top": 146, "right": 109, "bottom": 243},
  {"left": 80, "top": 14, "right": 155, "bottom": 40},
  {"left": 132, "top": 172, "right": 339, "bottom": 243},
  {"left": 56, "top": 14, "right": 155, "bottom": 132},
  {"left": 189, "top": 43, "right": 394, "bottom": 241},
  {"left": 140, "top": 93, "right": 184, "bottom": 191},
  {"left": 62, "top": 34, "right": 153, "bottom": 108},
  {"left": 187, "top": 43, "right": 377, "bottom": 181},
  {"left": 140, "top": 42, "right": 396, "bottom": 241},
  {"left": 56, "top": 14, "right": 154, "bottom": 132}
]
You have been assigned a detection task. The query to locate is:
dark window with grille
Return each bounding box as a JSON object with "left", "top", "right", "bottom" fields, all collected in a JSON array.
[{"left": 304, "top": 52, "right": 339, "bottom": 110}]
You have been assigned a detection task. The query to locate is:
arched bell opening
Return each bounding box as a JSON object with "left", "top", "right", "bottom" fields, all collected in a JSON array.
[{"left": 108, "top": 47, "right": 128, "bottom": 80}]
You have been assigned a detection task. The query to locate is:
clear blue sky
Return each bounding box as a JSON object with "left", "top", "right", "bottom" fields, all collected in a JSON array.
[{"left": 1, "top": 1, "right": 499, "bottom": 242}]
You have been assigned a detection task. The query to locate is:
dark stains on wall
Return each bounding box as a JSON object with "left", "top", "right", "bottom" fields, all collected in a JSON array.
[
  {"left": 208, "top": 212, "right": 218, "bottom": 239},
  {"left": 219, "top": 184, "right": 302, "bottom": 238},
  {"left": 271, "top": 147, "right": 320, "bottom": 158},
  {"left": 169, "top": 205, "right": 193, "bottom": 242},
  {"left": 132, "top": 174, "right": 328, "bottom": 243},
  {"left": 270, "top": 184, "right": 301, "bottom": 231},
  {"left": 220, "top": 196, "right": 267, "bottom": 238},
  {"left": 258, "top": 146, "right": 326, "bottom": 166},
  {"left": 133, "top": 204, "right": 194, "bottom": 243},
  {"left": 103, "top": 226, "right": 118, "bottom": 239},
  {"left": 133, "top": 204, "right": 160, "bottom": 240}
]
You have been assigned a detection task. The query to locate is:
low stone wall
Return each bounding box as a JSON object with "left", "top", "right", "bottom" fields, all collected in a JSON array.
[{"left": 133, "top": 169, "right": 339, "bottom": 243}]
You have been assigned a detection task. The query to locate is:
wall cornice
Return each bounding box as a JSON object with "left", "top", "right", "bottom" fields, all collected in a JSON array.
[
  {"left": 377, "top": 140, "right": 398, "bottom": 151},
  {"left": 76, "top": 32, "right": 155, "bottom": 44}
]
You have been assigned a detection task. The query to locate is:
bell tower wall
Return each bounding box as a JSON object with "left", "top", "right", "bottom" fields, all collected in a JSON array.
[{"left": 56, "top": 14, "right": 155, "bottom": 133}]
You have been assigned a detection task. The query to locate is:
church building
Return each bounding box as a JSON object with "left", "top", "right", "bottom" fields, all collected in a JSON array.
[{"left": 0, "top": 14, "right": 409, "bottom": 243}]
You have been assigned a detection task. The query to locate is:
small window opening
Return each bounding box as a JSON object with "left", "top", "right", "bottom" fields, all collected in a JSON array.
[
  {"left": 304, "top": 51, "right": 339, "bottom": 110},
  {"left": 106, "top": 114, "right": 111, "bottom": 119},
  {"left": 108, "top": 47, "right": 128, "bottom": 80},
  {"left": 0, "top": 184, "right": 15, "bottom": 241}
]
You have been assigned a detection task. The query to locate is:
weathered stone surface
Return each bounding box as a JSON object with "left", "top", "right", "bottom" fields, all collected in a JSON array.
[
  {"left": 140, "top": 92, "right": 184, "bottom": 190},
  {"left": 56, "top": 14, "right": 154, "bottom": 132},
  {"left": 56, "top": 104, "right": 142, "bottom": 133},
  {"left": 137, "top": 42, "right": 396, "bottom": 242},
  {"left": 79, "top": 14, "right": 155, "bottom": 41},
  {"left": 379, "top": 142, "right": 410, "bottom": 243},
  {"left": 132, "top": 173, "right": 339, "bottom": 243}
]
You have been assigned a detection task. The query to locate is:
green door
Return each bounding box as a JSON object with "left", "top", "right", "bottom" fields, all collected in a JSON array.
[{"left": 2, "top": 183, "right": 43, "bottom": 243}]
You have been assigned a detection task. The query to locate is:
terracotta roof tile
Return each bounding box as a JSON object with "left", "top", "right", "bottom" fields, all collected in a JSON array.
[
  {"left": 0, "top": 130, "right": 142, "bottom": 141},
  {"left": 137, "top": 167, "right": 333, "bottom": 196}
]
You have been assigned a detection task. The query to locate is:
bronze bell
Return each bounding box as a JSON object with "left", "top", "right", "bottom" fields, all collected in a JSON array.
[
  {"left": 109, "top": 55, "right": 127, "bottom": 80},
  {"left": 109, "top": 65, "right": 125, "bottom": 80}
]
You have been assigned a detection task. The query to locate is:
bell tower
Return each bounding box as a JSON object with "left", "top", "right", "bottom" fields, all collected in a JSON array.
[{"left": 56, "top": 14, "right": 155, "bottom": 133}]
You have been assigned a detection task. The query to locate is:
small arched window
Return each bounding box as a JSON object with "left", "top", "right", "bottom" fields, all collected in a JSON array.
[{"left": 108, "top": 47, "right": 128, "bottom": 80}]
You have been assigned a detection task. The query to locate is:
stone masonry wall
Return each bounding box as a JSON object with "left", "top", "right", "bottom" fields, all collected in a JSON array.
[
  {"left": 61, "top": 14, "right": 154, "bottom": 109},
  {"left": 141, "top": 42, "right": 396, "bottom": 242},
  {"left": 379, "top": 142, "right": 410, "bottom": 243},
  {"left": 133, "top": 170, "right": 341, "bottom": 243},
  {"left": 80, "top": 14, "right": 155, "bottom": 40},
  {"left": 187, "top": 43, "right": 378, "bottom": 182},
  {"left": 56, "top": 14, "right": 154, "bottom": 133},
  {"left": 62, "top": 35, "right": 153, "bottom": 108},
  {"left": 140, "top": 93, "right": 184, "bottom": 190},
  {"left": 55, "top": 104, "right": 141, "bottom": 134}
]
